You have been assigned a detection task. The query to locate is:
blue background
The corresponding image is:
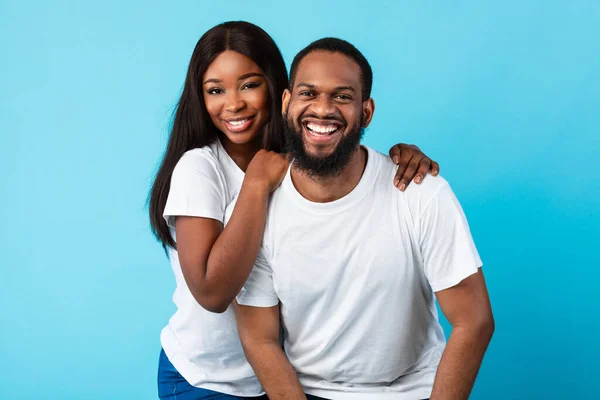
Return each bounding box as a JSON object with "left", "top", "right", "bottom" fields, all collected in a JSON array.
[{"left": 1, "top": 1, "right": 598, "bottom": 398}]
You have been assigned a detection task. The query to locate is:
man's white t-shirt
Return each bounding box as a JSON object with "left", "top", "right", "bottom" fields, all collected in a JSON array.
[
  {"left": 161, "top": 139, "right": 264, "bottom": 396},
  {"left": 237, "top": 146, "right": 482, "bottom": 400}
]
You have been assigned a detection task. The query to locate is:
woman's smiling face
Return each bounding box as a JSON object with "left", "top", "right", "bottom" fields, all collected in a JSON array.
[{"left": 203, "top": 50, "right": 270, "bottom": 146}]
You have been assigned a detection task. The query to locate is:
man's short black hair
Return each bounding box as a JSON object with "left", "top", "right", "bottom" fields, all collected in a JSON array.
[{"left": 288, "top": 38, "right": 373, "bottom": 101}]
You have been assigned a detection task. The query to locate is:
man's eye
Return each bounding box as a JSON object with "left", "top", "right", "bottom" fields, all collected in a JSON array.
[
  {"left": 207, "top": 88, "right": 223, "bottom": 95},
  {"left": 299, "top": 91, "right": 313, "bottom": 97},
  {"left": 335, "top": 94, "right": 351, "bottom": 100}
]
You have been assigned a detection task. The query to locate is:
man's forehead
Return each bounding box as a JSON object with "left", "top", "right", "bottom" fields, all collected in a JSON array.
[{"left": 294, "top": 51, "right": 361, "bottom": 89}]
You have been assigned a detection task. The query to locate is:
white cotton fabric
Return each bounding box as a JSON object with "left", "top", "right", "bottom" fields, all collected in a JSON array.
[
  {"left": 161, "top": 139, "right": 264, "bottom": 397},
  {"left": 237, "top": 146, "right": 482, "bottom": 399}
]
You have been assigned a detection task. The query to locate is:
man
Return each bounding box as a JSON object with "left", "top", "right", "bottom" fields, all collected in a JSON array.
[{"left": 234, "top": 38, "right": 494, "bottom": 400}]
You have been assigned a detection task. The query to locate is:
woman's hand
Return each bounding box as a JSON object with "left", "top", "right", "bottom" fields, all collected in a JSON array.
[
  {"left": 245, "top": 150, "right": 291, "bottom": 193},
  {"left": 389, "top": 143, "right": 440, "bottom": 191}
]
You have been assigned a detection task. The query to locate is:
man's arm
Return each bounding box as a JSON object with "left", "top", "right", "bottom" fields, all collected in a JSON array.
[
  {"left": 234, "top": 301, "right": 306, "bottom": 400},
  {"left": 430, "top": 269, "right": 495, "bottom": 400}
]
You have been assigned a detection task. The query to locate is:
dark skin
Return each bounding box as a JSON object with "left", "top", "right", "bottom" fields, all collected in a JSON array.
[
  {"left": 175, "top": 50, "right": 440, "bottom": 314},
  {"left": 235, "top": 51, "right": 494, "bottom": 400},
  {"left": 391, "top": 143, "right": 439, "bottom": 190}
]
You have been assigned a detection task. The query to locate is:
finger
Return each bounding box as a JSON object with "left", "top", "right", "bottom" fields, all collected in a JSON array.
[
  {"left": 396, "top": 156, "right": 420, "bottom": 191},
  {"left": 393, "top": 151, "right": 412, "bottom": 186},
  {"left": 408, "top": 144, "right": 421, "bottom": 152},
  {"left": 431, "top": 161, "right": 440, "bottom": 176},
  {"left": 414, "top": 159, "right": 432, "bottom": 184},
  {"left": 389, "top": 144, "right": 401, "bottom": 164}
]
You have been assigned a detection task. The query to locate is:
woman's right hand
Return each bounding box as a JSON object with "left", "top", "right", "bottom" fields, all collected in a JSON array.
[{"left": 244, "top": 150, "right": 290, "bottom": 193}]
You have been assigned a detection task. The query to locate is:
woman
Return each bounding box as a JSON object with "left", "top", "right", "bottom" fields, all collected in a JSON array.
[{"left": 149, "top": 21, "right": 439, "bottom": 399}]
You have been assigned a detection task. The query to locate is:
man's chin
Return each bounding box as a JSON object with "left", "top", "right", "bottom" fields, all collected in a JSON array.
[
  {"left": 303, "top": 144, "right": 335, "bottom": 159},
  {"left": 284, "top": 117, "right": 363, "bottom": 177}
]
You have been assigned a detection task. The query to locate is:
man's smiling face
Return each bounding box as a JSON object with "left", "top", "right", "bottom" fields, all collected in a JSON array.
[{"left": 283, "top": 50, "right": 374, "bottom": 177}]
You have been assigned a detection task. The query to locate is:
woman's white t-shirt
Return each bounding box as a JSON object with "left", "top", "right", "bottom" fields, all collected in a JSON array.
[{"left": 161, "top": 139, "right": 263, "bottom": 396}]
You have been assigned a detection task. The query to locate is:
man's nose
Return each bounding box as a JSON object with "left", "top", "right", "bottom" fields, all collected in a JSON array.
[{"left": 311, "top": 95, "right": 336, "bottom": 117}]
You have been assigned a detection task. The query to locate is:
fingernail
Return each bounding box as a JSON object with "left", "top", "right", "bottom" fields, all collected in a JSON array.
[
  {"left": 393, "top": 155, "right": 399, "bottom": 164},
  {"left": 399, "top": 183, "right": 406, "bottom": 191},
  {"left": 415, "top": 176, "right": 422, "bottom": 183}
]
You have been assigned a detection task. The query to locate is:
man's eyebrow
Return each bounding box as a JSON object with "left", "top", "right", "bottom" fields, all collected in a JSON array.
[
  {"left": 334, "top": 86, "right": 356, "bottom": 92},
  {"left": 295, "top": 83, "right": 356, "bottom": 92}
]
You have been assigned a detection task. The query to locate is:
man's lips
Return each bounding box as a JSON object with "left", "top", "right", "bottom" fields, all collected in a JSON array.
[
  {"left": 300, "top": 119, "right": 345, "bottom": 143},
  {"left": 301, "top": 118, "right": 344, "bottom": 134}
]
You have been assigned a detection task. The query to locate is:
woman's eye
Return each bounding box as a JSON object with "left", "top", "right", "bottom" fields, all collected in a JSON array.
[
  {"left": 207, "top": 88, "right": 223, "bottom": 95},
  {"left": 242, "top": 82, "right": 261, "bottom": 90}
]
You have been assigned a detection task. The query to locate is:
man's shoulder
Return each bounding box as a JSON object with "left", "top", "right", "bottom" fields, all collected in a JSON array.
[
  {"left": 362, "top": 146, "right": 452, "bottom": 215},
  {"left": 404, "top": 173, "right": 451, "bottom": 199},
  {"left": 365, "top": 145, "right": 393, "bottom": 165},
  {"left": 364, "top": 146, "right": 446, "bottom": 195},
  {"left": 266, "top": 174, "right": 294, "bottom": 221}
]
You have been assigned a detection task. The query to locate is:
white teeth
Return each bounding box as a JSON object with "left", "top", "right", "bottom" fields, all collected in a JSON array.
[
  {"left": 306, "top": 123, "right": 338, "bottom": 134},
  {"left": 228, "top": 119, "right": 248, "bottom": 126}
]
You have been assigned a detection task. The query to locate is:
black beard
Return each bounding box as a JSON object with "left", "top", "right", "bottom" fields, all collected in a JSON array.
[{"left": 284, "top": 113, "right": 364, "bottom": 178}]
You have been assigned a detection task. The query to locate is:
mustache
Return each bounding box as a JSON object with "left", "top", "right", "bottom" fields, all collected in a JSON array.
[{"left": 298, "top": 113, "right": 345, "bottom": 125}]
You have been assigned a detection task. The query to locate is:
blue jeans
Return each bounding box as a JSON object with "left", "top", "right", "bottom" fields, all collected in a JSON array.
[
  {"left": 157, "top": 349, "right": 268, "bottom": 399},
  {"left": 306, "top": 396, "right": 426, "bottom": 400},
  {"left": 307, "top": 396, "right": 426, "bottom": 400},
  {"left": 306, "top": 395, "right": 428, "bottom": 400},
  {"left": 158, "top": 349, "right": 428, "bottom": 400}
]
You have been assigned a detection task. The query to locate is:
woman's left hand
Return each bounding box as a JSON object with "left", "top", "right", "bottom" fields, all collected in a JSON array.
[{"left": 389, "top": 143, "right": 440, "bottom": 191}]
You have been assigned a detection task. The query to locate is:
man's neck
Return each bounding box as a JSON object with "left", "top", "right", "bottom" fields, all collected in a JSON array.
[{"left": 290, "top": 146, "right": 368, "bottom": 203}]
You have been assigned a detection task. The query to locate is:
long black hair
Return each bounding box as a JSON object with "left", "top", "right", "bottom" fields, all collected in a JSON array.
[{"left": 148, "top": 21, "right": 289, "bottom": 250}]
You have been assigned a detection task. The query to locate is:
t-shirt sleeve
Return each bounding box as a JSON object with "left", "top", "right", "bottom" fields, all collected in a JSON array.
[
  {"left": 236, "top": 248, "right": 279, "bottom": 307},
  {"left": 163, "top": 151, "right": 227, "bottom": 229},
  {"left": 419, "top": 181, "right": 482, "bottom": 292}
]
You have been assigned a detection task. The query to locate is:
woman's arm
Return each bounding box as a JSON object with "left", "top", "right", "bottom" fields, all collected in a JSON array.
[{"left": 176, "top": 150, "right": 289, "bottom": 313}]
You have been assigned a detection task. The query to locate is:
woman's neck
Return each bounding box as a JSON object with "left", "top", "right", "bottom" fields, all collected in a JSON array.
[{"left": 218, "top": 134, "right": 262, "bottom": 172}]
